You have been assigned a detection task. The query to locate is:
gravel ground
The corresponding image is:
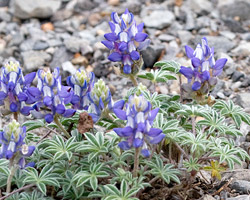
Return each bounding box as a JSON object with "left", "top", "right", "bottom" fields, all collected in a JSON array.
[{"left": 0, "top": 0, "right": 250, "bottom": 198}]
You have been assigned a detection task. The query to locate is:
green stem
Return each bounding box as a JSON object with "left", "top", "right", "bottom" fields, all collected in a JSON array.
[
  {"left": 133, "top": 148, "right": 141, "bottom": 177},
  {"left": 54, "top": 115, "right": 71, "bottom": 139},
  {"left": 6, "top": 165, "right": 17, "bottom": 194},
  {"left": 129, "top": 75, "right": 138, "bottom": 87}
]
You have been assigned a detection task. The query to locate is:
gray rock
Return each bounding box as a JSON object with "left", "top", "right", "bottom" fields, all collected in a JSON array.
[
  {"left": 241, "top": 76, "right": 250, "bottom": 87},
  {"left": 220, "top": 1, "right": 250, "bottom": 21},
  {"left": 231, "top": 42, "right": 250, "bottom": 57},
  {"left": 220, "top": 31, "right": 236, "bottom": 40},
  {"left": 81, "top": 45, "right": 93, "bottom": 56},
  {"left": 223, "top": 19, "right": 247, "bottom": 33},
  {"left": 12, "top": 0, "right": 61, "bottom": 19},
  {"left": 0, "top": 0, "right": 9, "bottom": 7},
  {"left": 20, "top": 39, "right": 36, "bottom": 52},
  {"left": 241, "top": 33, "right": 250, "bottom": 41},
  {"left": 231, "top": 81, "right": 242, "bottom": 90},
  {"left": 185, "top": 10, "right": 196, "bottom": 30},
  {"left": 158, "top": 34, "right": 175, "bottom": 42},
  {"left": 236, "top": 93, "right": 250, "bottom": 108},
  {"left": 8, "top": 32, "right": 24, "bottom": 46},
  {"left": 177, "top": 30, "right": 193, "bottom": 46},
  {"left": 47, "top": 39, "right": 62, "bottom": 47},
  {"left": 232, "top": 71, "right": 245, "bottom": 82},
  {"left": 227, "top": 195, "right": 250, "bottom": 200},
  {"left": 0, "top": 9, "right": 11, "bottom": 22},
  {"left": 74, "top": 0, "right": 97, "bottom": 12},
  {"left": 141, "top": 44, "right": 165, "bottom": 68},
  {"left": 225, "top": 66, "right": 236, "bottom": 76},
  {"left": 217, "top": 92, "right": 225, "bottom": 99},
  {"left": 50, "top": 47, "right": 73, "bottom": 69},
  {"left": 230, "top": 180, "right": 250, "bottom": 194},
  {"left": 143, "top": 10, "right": 175, "bottom": 29},
  {"left": 62, "top": 61, "right": 76, "bottom": 75},
  {"left": 21, "top": 51, "right": 51, "bottom": 72},
  {"left": 189, "top": 0, "right": 213, "bottom": 14},
  {"left": 211, "top": 80, "right": 225, "bottom": 96},
  {"left": 64, "top": 36, "right": 87, "bottom": 53},
  {"left": 193, "top": 36, "right": 235, "bottom": 52},
  {"left": 33, "top": 41, "right": 49, "bottom": 50},
  {"left": 78, "top": 30, "right": 96, "bottom": 44}
]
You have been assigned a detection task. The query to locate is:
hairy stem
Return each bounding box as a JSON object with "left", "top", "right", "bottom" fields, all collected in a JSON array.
[
  {"left": 191, "top": 116, "right": 196, "bottom": 136},
  {"left": 6, "top": 165, "right": 17, "bottom": 194},
  {"left": 178, "top": 74, "right": 183, "bottom": 103},
  {"left": 133, "top": 148, "right": 141, "bottom": 177},
  {"left": 174, "top": 142, "right": 189, "bottom": 159},
  {"left": 129, "top": 75, "right": 138, "bottom": 87},
  {"left": 54, "top": 115, "right": 71, "bottom": 139},
  {"left": 1, "top": 184, "right": 35, "bottom": 200}
]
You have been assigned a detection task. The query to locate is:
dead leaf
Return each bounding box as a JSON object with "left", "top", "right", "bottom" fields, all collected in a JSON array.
[{"left": 77, "top": 112, "right": 94, "bottom": 134}]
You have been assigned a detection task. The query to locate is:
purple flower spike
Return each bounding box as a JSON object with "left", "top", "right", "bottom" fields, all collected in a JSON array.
[
  {"left": 0, "top": 60, "right": 40, "bottom": 115},
  {"left": 113, "top": 94, "right": 164, "bottom": 157},
  {"left": 102, "top": 9, "right": 150, "bottom": 75},
  {"left": 31, "top": 68, "right": 75, "bottom": 123},
  {"left": 0, "top": 121, "right": 35, "bottom": 169},
  {"left": 180, "top": 37, "right": 227, "bottom": 95}
]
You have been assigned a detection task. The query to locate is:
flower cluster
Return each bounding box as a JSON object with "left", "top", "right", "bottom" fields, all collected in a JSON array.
[
  {"left": 0, "top": 120, "right": 35, "bottom": 169},
  {"left": 180, "top": 37, "right": 227, "bottom": 94},
  {"left": 102, "top": 9, "right": 150, "bottom": 75},
  {"left": 113, "top": 94, "right": 164, "bottom": 157},
  {"left": 32, "top": 68, "right": 75, "bottom": 123},
  {"left": 67, "top": 69, "right": 95, "bottom": 110},
  {"left": 88, "top": 79, "right": 124, "bottom": 122},
  {"left": 0, "top": 61, "right": 41, "bottom": 116}
]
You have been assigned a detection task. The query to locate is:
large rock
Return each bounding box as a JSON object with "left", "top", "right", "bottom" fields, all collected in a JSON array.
[
  {"left": 12, "top": 0, "right": 61, "bottom": 19},
  {"left": 21, "top": 51, "right": 51, "bottom": 72},
  {"left": 230, "top": 180, "right": 250, "bottom": 194},
  {"left": 143, "top": 10, "right": 175, "bottom": 29},
  {"left": 189, "top": 0, "right": 213, "bottom": 14},
  {"left": 193, "top": 36, "right": 235, "bottom": 52},
  {"left": 219, "top": 1, "right": 250, "bottom": 21},
  {"left": 231, "top": 42, "right": 250, "bottom": 57}
]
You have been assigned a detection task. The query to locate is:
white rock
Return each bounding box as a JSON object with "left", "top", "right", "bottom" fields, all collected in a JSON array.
[
  {"left": 231, "top": 42, "right": 250, "bottom": 57},
  {"left": 62, "top": 61, "right": 76, "bottom": 75},
  {"left": 143, "top": 10, "right": 175, "bottom": 29},
  {"left": 13, "top": 0, "right": 61, "bottom": 19}
]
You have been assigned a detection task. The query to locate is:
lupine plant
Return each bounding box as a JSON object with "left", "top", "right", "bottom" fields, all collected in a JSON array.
[{"left": 0, "top": 9, "right": 249, "bottom": 200}]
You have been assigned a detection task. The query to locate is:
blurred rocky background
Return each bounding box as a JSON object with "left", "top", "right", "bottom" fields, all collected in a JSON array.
[{"left": 0, "top": 0, "right": 249, "bottom": 107}]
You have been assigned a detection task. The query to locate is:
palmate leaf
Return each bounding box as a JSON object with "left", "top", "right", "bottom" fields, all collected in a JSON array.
[
  {"left": 184, "top": 157, "right": 202, "bottom": 172},
  {"left": 103, "top": 180, "right": 140, "bottom": 200},
  {"left": 42, "top": 135, "right": 78, "bottom": 161},
  {"left": 181, "top": 131, "right": 207, "bottom": 154},
  {"left": 72, "top": 162, "right": 109, "bottom": 191},
  {"left": 154, "top": 60, "right": 181, "bottom": 73},
  {"left": 213, "top": 100, "right": 250, "bottom": 127},
  {"left": 76, "top": 132, "right": 109, "bottom": 162},
  {"left": 209, "top": 144, "right": 243, "bottom": 170},
  {"left": 147, "top": 155, "right": 180, "bottom": 184},
  {"left": 24, "top": 166, "right": 60, "bottom": 195},
  {"left": 197, "top": 109, "right": 226, "bottom": 135},
  {"left": 22, "top": 120, "right": 45, "bottom": 132},
  {"left": 154, "top": 113, "right": 179, "bottom": 133},
  {"left": 138, "top": 68, "right": 176, "bottom": 83}
]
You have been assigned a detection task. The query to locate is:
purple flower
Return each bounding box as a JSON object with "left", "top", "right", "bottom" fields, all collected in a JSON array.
[
  {"left": 0, "top": 61, "right": 41, "bottom": 116},
  {"left": 180, "top": 37, "right": 227, "bottom": 92},
  {"left": 113, "top": 94, "right": 164, "bottom": 157},
  {"left": 67, "top": 69, "right": 95, "bottom": 110},
  {"left": 31, "top": 68, "right": 75, "bottom": 123},
  {"left": 102, "top": 9, "right": 150, "bottom": 75},
  {"left": 0, "top": 120, "right": 35, "bottom": 169},
  {"left": 88, "top": 79, "right": 124, "bottom": 122}
]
